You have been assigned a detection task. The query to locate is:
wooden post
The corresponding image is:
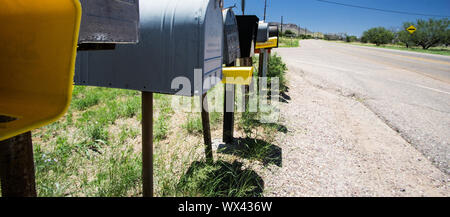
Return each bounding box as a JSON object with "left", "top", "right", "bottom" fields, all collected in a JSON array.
[
  {"left": 223, "top": 63, "right": 235, "bottom": 144},
  {"left": 201, "top": 92, "right": 213, "bottom": 163},
  {"left": 0, "top": 131, "right": 37, "bottom": 197},
  {"left": 142, "top": 91, "right": 153, "bottom": 197}
]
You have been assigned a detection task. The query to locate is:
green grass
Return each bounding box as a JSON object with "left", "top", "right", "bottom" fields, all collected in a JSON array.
[
  {"left": 33, "top": 86, "right": 146, "bottom": 196},
  {"left": 177, "top": 160, "right": 263, "bottom": 197},
  {"left": 182, "top": 85, "right": 223, "bottom": 135},
  {"left": 183, "top": 114, "right": 203, "bottom": 135},
  {"left": 337, "top": 41, "right": 450, "bottom": 56},
  {"left": 279, "top": 37, "right": 300, "bottom": 48},
  {"left": 90, "top": 146, "right": 142, "bottom": 197},
  {"left": 154, "top": 94, "right": 173, "bottom": 141}
]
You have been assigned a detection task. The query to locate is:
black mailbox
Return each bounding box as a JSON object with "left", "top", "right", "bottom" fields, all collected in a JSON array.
[
  {"left": 78, "top": 0, "right": 140, "bottom": 44},
  {"left": 235, "top": 15, "right": 259, "bottom": 58},
  {"left": 75, "top": 0, "right": 224, "bottom": 96},
  {"left": 222, "top": 8, "right": 241, "bottom": 65}
]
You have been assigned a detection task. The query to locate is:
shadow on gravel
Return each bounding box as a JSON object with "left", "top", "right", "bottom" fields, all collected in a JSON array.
[
  {"left": 280, "top": 92, "right": 291, "bottom": 103},
  {"left": 217, "top": 138, "right": 282, "bottom": 167},
  {"left": 177, "top": 160, "right": 264, "bottom": 197},
  {"left": 265, "top": 89, "right": 291, "bottom": 103},
  {"left": 244, "top": 120, "right": 288, "bottom": 134}
]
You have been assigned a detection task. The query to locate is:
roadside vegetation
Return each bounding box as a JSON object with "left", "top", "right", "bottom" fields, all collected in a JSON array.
[
  {"left": 279, "top": 37, "right": 300, "bottom": 48},
  {"left": 29, "top": 55, "right": 289, "bottom": 197},
  {"left": 279, "top": 29, "right": 322, "bottom": 48},
  {"left": 324, "top": 18, "right": 450, "bottom": 56},
  {"left": 337, "top": 41, "right": 450, "bottom": 56}
]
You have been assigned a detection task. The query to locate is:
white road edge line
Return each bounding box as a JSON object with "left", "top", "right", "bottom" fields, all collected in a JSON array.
[
  {"left": 295, "top": 60, "right": 450, "bottom": 96},
  {"left": 387, "top": 79, "right": 450, "bottom": 95}
]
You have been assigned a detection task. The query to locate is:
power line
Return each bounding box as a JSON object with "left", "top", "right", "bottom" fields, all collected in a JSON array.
[{"left": 316, "top": 0, "right": 450, "bottom": 18}]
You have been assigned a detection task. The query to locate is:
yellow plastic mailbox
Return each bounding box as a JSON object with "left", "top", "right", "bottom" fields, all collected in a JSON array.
[
  {"left": 255, "top": 37, "right": 278, "bottom": 49},
  {"left": 0, "top": 0, "right": 81, "bottom": 141},
  {"left": 222, "top": 67, "right": 254, "bottom": 85}
]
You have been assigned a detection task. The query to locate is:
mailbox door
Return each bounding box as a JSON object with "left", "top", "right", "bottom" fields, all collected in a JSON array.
[
  {"left": 257, "top": 22, "right": 269, "bottom": 42},
  {"left": 269, "top": 25, "right": 279, "bottom": 48},
  {"left": 202, "top": 0, "right": 224, "bottom": 93},
  {"left": 222, "top": 9, "right": 241, "bottom": 64}
]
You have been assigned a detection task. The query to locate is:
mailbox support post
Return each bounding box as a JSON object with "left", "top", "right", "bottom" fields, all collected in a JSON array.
[
  {"left": 142, "top": 91, "right": 153, "bottom": 197},
  {"left": 257, "top": 48, "right": 269, "bottom": 110},
  {"left": 201, "top": 93, "right": 213, "bottom": 163},
  {"left": 0, "top": 131, "right": 37, "bottom": 197},
  {"left": 241, "top": 57, "right": 253, "bottom": 111},
  {"left": 223, "top": 63, "right": 236, "bottom": 144}
]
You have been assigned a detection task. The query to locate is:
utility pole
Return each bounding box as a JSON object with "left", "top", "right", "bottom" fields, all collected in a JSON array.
[
  {"left": 264, "top": 0, "right": 267, "bottom": 21},
  {"left": 281, "top": 16, "right": 283, "bottom": 36},
  {"left": 242, "top": 0, "right": 245, "bottom": 15}
]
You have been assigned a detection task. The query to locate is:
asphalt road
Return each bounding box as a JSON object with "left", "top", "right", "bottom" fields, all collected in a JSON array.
[{"left": 276, "top": 40, "right": 450, "bottom": 174}]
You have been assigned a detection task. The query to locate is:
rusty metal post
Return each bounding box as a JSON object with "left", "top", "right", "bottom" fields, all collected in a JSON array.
[
  {"left": 0, "top": 131, "right": 37, "bottom": 197},
  {"left": 201, "top": 93, "right": 213, "bottom": 163},
  {"left": 142, "top": 91, "right": 153, "bottom": 197},
  {"left": 223, "top": 63, "right": 236, "bottom": 144}
]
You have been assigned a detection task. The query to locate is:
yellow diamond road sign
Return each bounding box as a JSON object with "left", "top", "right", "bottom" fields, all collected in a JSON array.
[{"left": 407, "top": 25, "right": 417, "bottom": 34}]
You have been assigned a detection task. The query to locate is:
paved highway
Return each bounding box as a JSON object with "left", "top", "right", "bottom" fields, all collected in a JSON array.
[{"left": 276, "top": 40, "right": 450, "bottom": 174}]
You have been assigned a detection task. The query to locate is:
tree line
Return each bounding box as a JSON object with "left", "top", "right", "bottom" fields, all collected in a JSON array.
[{"left": 325, "top": 18, "right": 449, "bottom": 50}]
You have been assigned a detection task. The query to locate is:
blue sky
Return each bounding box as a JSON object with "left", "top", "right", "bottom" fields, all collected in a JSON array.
[{"left": 225, "top": 0, "right": 450, "bottom": 36}]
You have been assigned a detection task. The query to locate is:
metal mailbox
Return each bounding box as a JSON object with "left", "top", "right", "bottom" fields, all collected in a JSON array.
[
  {"left": 256, "top": 23, "right": 279, "bottom": 49},
  {"left": 235, "top": 15, "right": 259, "bottom": 58},
  {"left": 269, "top": 24, "right": 279, "bottom": 48},
  {"left": 222, "top": 8, "right": 241, "bottom": 65},
  {"left": 0, "top": 0, "right": 81, "bottom": 141},
  {"left": 75, "top": 0, "right": 224, "bottom": 96},
  {"left": 78, "top": 0, "right": 140, "bottom": 44},
  {"left": 256, "top": 22, "right": 269, "bottom": 43}
]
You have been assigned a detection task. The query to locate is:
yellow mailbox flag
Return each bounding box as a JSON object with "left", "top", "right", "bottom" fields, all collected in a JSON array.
[
  {"left": 222, "top": 67, "right": 255, "bottom": 85},
  {"left": 0, "top": 0, "right": 81, "bottom": 141},
  {"left": 255, "top": 37, "right": 278, "bottom": 49}
]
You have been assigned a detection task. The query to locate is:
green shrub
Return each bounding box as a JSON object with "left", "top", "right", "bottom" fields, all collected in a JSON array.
[
  {"left": 268, "top": 54, "right": 288, "bottom": 93},
  {"left": 362, "top": 27, "right": 394, "bottom": 46},
  {"left": 410, "top": 18, "right": 449, "bottom": 49}
]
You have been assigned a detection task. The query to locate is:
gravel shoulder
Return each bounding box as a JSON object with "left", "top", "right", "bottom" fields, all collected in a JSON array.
[{"left": 262, "top": 61, "right": 449, "bottom": 197}]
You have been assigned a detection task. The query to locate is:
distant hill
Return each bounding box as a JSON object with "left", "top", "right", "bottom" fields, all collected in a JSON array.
[{"left": 269, "top": 22, "right": 312, "bottom": 35}]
